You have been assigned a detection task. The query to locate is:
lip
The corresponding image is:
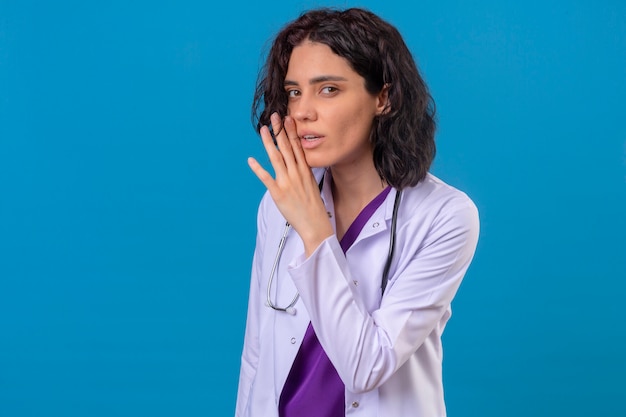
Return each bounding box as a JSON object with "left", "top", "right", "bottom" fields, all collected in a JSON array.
[{"left": 299, "top": 131, "right": 324, "bottom": 150}]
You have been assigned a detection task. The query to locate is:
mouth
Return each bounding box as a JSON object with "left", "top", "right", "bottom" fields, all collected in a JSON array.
[{"left": 301, "top": 135, "right": 321, "bottom": 142}]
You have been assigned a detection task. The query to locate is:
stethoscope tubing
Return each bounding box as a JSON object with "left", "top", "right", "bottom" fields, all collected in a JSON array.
[
  {"left": 381, "top": 190, "right": 402, "bottom": 295},
  {"left": 265, "top": 222, "right": 299, "bottom": 314}
]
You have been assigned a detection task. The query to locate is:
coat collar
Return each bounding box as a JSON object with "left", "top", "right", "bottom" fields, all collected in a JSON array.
[{"left": 316, "top": 168, "right": 396, "bottom": 247}]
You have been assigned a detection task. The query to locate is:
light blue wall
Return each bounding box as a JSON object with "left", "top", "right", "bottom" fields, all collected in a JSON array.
[{"left": 1, "top": 0, "right": 624, "bottom": 416}]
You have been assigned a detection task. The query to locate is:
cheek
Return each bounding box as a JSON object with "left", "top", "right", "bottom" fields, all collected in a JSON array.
[{"left": 343, "top": 106, "right": 377, "bottom": 137}]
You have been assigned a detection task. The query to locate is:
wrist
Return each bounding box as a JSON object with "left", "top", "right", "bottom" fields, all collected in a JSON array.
[{"left": 301, "top": 223, "right": 334, "bottom": 258}]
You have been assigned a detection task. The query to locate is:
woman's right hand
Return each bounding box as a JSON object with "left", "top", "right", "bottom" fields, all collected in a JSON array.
[{"left": 247, "top": 112, "right": 334, "bottom": 257}]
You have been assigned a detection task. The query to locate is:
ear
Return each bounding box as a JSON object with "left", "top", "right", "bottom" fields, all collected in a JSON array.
[{"left": 375, "top": 83, "right": 391, "bottom": 116}]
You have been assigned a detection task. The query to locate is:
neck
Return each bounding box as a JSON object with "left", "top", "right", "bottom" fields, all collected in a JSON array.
[
  {"left": 329, "top": 163, "right": 387, "bottom": 213},
  {"left": 329, "top": 162, "right": 386, "bottom": 241}
]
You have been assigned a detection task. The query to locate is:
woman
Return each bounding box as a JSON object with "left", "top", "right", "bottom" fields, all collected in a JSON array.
[{"left": 236, "top": 7, "right": 479, "bottom": 417}]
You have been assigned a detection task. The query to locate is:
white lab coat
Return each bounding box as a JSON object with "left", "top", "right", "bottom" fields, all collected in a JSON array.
[{"left": 236, "top": 169, "right": 479, "bottom": 417}]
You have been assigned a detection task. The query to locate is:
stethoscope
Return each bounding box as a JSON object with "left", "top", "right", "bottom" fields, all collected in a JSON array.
[{"left": 266, "top": 176, "right": 402, "bottom": 315}]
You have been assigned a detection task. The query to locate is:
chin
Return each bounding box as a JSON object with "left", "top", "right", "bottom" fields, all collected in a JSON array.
[{"left": 303, "top": 153, "right": 329, "bottom": 169}]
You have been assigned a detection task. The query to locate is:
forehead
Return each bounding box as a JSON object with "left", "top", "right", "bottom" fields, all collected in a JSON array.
[{"left": 286, "top": 41, "right": 359, "bottom": 82}]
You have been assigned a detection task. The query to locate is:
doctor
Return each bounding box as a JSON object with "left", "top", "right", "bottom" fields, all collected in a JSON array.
[{"left": 236, "top": 7, "right": 479, "bottom": 417}]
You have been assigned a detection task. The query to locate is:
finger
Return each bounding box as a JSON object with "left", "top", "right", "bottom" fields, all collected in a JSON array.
[
  {"left": 284, "top": 116, "right": 316, "bottom": 189},
  {"left": 259, "top": 125, "right": 288, "bottom": 178},
  {"left": 247, "top": 156, "right": 279, "bottom": 194},
  {"left": 283, "top": 116, "right": 310, "bottom": 173},
  {"left": 270, "top": 113, "right": 297, "bottom": 171}
]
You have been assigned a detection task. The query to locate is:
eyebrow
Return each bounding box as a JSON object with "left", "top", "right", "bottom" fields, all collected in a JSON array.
[{"left": 284, "top": 75, "right": 349, "bottom": 86}]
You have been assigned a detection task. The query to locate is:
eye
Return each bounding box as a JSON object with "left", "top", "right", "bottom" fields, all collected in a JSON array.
[
  {"left": 321, "top": 86, "right": 338, "bottom": 95},
  {"left": 286, "top": 89, "right": 300, "bottom": 98}
]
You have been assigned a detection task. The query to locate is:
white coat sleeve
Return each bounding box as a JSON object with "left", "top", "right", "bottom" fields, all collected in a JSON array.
[
  {"left": 287, "top": 195, "right": 479, "bottom": 394},
  {"left": 235, "top": 196, "right": 267, "bottom": 416}
]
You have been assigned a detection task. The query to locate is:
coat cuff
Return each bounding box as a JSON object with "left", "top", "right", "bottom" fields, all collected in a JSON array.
[{"left": 287, "top": 235, "right": 344, "bottom": 277}]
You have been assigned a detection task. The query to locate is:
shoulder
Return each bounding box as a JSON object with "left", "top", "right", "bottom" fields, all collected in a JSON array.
[
  {"left": 402, "top": 173, "right": 477, "bottom": 214},
  {"left": 398, "top": 173, "right": 479, "bottom": 238},
  {"left": 257, "top": 190, "right": 280, "bottom": 224}
]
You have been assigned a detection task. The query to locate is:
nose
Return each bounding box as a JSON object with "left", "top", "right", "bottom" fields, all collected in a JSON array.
[{"left": 289, "top": 93, "right": 317, "bottom": 122}]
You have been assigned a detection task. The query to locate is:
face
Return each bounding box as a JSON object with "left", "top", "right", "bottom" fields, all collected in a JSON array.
[{"left": 284, "top": 41, "right": 388, "bottom": 171}]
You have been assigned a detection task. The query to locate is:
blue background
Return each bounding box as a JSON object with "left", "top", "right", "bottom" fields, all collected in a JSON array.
[{"left": 1, "top": 0, "right": 624, "bottom": 416}]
